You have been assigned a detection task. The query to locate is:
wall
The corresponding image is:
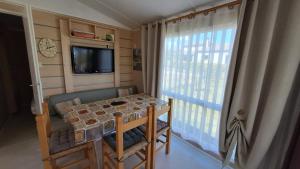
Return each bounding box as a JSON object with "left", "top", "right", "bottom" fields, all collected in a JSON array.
[
  {"left": 32, "top": 9, "right": 134, "bottom": 98},
  {"left": 32, "top": 10, "right": 64, "bottom": 98},
  {"left": 8, "top": 0, "right": 130, "bottom": 29},
  {"left": 132, "top": 30, "right": 143, "bottom": 92},
  {"left": 119, "top": 29, "right": 134, "bottom": 87}
]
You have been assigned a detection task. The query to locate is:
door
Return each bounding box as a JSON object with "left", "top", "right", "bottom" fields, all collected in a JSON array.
[{"left": 22, "top": 5, "right": 43, "bottom": 114}]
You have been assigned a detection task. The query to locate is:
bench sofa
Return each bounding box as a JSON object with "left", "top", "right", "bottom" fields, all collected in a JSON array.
[{"left": 47, "top": 85, "right": 137, "bottom": 116}]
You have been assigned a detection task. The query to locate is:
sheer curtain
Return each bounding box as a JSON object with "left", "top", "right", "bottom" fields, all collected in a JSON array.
[{"left": 159, "top": 6, "right": 239, "bottom": 153}]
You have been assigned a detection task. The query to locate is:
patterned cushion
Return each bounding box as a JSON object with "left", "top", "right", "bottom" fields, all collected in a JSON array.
[
  {"left": 49, "top": 126, "right": 76, "bottom": 154},
  {"left": 138, "top": 119, "right": 168, "bottom": 133},
  {"left": 103, "top": 128, "right": 146, "bottom": 151}
]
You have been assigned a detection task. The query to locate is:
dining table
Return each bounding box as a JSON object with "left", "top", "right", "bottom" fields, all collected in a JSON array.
[{"left": 62, "top": 93, "right": 169, "bottom": 168}]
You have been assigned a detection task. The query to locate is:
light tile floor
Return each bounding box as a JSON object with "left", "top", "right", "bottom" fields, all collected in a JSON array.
[{"left": 0, "top": 114, "right": 230, "bottom": 169}]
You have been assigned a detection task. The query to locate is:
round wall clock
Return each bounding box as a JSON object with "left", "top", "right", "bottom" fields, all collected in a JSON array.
[{"left": 39, "top": 38, "right": 57, "bottom": 58}]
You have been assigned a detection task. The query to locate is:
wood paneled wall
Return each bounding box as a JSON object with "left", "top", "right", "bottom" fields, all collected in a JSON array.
[
  {"left": 119, "top": 29, "right": 134, "bottom": 87},
  {"left": 32, "top": 10, "right": 65, "bottom": 98},
  {"left": 32, "top": 10, "right": 135, "bottom": 98}
]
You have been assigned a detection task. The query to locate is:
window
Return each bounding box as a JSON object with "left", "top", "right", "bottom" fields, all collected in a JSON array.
[{"left": 159, "top": 8, "right": 238, "bottom": 153}]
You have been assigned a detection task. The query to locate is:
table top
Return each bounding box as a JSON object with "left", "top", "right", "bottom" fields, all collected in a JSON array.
[{"left": 64, "top": 94, "right": 168, "bottom": 143}]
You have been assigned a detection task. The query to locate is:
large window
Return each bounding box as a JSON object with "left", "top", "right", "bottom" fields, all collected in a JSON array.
[{"left": 159, "top": 8, "right": 238, "bottom": 153}]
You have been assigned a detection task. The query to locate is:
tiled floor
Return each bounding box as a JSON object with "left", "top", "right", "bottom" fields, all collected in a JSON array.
[{"left": 0, "top": 113, "right": 229, "bottom": 169}]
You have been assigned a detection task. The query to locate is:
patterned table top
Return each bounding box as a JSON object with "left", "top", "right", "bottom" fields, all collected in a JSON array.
[{"left": 64, "top": 94, "right": 168, "bottom": 143}]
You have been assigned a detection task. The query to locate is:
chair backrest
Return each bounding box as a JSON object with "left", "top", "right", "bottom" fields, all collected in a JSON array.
[
  {"left": 152, "top": 98, "right": 173, "bottom": 139},
  {"left": 114, "top": 106, "right": 153, "bottom": 160},
  {"left": 35, "top": 102, "right": 51, "bottom": 159}
]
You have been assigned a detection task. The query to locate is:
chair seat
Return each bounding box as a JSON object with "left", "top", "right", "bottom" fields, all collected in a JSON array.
[
  {"left": 139, "top": 119, "right": 168, "bottom": 133},
  {"left": 157, "top": 119, "right": 168, "bottom": 132},
  {"left": 49, "top": 126, "right": 76, "bottom": 154},
  {"left": 103, "top": 128, "right": 146, "bottom": 151}
]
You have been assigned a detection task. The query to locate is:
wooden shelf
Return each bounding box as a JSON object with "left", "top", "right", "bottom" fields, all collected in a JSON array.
[{"left": 70, "top": 35, "right": 114, "bottom": 44}]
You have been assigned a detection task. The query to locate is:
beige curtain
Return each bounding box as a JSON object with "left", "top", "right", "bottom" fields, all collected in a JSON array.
[
  {"left": 219, "top": 0, "right": 300, "bottom": 168},
  {"left": 141, "top": 20, "right": 166, "bottom": 97}
]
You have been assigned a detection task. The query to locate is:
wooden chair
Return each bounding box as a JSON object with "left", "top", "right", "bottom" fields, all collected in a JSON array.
[
  {"left": 102, "top": 106, "right": 153, "bottom": 169},
  {"left": 151, "top": 98, "right": 173, "bottom": 169},
  {"left": 35, "top": 102, "right": 97, "bottom": 169}
]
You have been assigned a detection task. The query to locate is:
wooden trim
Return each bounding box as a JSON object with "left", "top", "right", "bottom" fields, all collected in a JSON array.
[
  {"left": 166, "top": 0, "right": 241, "bottom": 24},
  {"left": 157, "top": 126, "right": 170, "bottom": 137},
  {"left": 151, "top": 105, "right": 157, "bottom": 169},
  {"left": 166, "top": 98, "right": 173, "bottom": 154},
  {"left": 114, "top": 29, "right": 121, "bottom": 87},
  {"left": 115, "top": 113, "right": 124, "bottom": 160},
  {"left": 133, "top": 161, "right": 146, "bottom": 169},
  {"left": 43, "top": 102, "right": 51, "bottom": 137},
  {"left": 146, "top": 106, "right": 153, "bottom": 142},
  {"left": 35, "top": 114, "right": 50, "bottom": 160},
  {"left": 60, "top": 158, "right": 86, "bottom": 169},
  {"left": 123, "top": 116, "right": 148, "bottom": 132},
  {"left": 60, "top": 19, "right": 74, "bottom": 92},
  {"left": 156, "top": 105, "right": 171, "bottom": 117}
]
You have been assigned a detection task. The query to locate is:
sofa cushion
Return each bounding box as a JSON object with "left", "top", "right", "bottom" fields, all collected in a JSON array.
[
  {"left": 48, "top": 86, "right": 137, "bottom": 116},
  {"left": 118, "top": 88, "right": 130, "bottom": 97},
  {"left": 55, "top": 100, "right": 73, "bottom": 118},
  {"left": 73, "top": 97, "right": 81, "bottom": 105}
]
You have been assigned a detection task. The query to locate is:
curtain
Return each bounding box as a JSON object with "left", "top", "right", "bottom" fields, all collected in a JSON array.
[
  {"left": 141, "top": 21, "right": 166, "bottom": 97},
  {"left": 159, "top": 7, "right": 239, "bottom": 153},
  {"left": 219, "top": 0, "right": 300, "bottom": 168}
]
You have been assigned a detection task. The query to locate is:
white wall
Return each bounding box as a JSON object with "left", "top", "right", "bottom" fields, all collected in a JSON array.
[{"left": 5, "top": 0, "right": 131, "bottom": 29}]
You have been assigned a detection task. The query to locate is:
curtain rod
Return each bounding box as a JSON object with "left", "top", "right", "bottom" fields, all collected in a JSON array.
[
  {"left": 166, "top": 0, "right": 241, "bottom": 24},
  {"left": 143, "top": 0, "right": 241, "bottom": 27}
]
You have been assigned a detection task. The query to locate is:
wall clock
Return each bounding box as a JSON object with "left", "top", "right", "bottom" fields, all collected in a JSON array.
[{"left": 39, "top": 38, "right": 57, "bottom": 58}]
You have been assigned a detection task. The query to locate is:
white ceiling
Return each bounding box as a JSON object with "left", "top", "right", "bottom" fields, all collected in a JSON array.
[{"left": 79, "top": 0, "right": 222, "bottom": 28}]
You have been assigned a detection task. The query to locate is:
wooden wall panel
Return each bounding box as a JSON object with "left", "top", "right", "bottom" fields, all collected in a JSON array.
[
  {"left": 38, "top": 53, "right": 63, "bottom": 65},
  {"left": 43, "top": 88, "right": 65, "bottom": 97},
  {"left": 119, "top": 29, "right": 134, "bottom": 86},
  {"left": 120, "top": 39, "right": 132, "bottom": 48},
  {"left": 120, "top": 48, "right": 132, "bottom": 57},
  {"left": 74, "top": 82, "right": 115, "bottom": 92},
  {"left": 120, "top": 56, "right": 132, "bottom": 65},
  {"left": 120, "top": 65, "right": 132, "bottom": 74},
  {"left": 33, "top": 10, "right": 136, "bottom": 98},
  {"left": 32, "top": 10, "right": 60, "bottom": 28},
  {"left": 40, "top": 65, "right": 64, "bottom": 77},
  {"left": 120, "top": 81, "right": 133, "bottom": 87},
  {"left": 0, "top": 2, "right": 24, "bottom": 14},
  {"left": 73, "top": 74, "right": 114, "bottom": 87},
  {"left": 41, "top": 77, "right": 65, "bottom": 88},
  {"left": 119, "top": 29, "right": 132, "bottom": 40},
  {"left": 120, "top": 73, "right": 132, "bottom": 81},
  {"left": 33, "top": 10, "right": 65, "bottom": 98},
  {"left": 70, "top": 21, "right": 94, "bottom": 33},
  {"left": 34, "top": 25, "right": 61, "bottom": 40}
]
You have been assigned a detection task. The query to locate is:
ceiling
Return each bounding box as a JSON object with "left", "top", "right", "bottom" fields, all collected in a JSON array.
[{"left": 79, "top": 0, "right": 222, "bottom": 28}]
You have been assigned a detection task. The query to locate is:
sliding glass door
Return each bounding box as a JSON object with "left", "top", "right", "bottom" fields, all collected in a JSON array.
[{"left": 159, "top": 8, "right": 238, "bottom": 153}]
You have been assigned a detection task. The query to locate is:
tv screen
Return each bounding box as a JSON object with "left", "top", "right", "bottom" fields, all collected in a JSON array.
[{"left": 71, "top": 46, "right": 114, "bottom": 74}]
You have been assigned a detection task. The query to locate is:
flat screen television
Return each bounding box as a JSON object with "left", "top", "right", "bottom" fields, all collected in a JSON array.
[{"left": 71, "top": 46, "right": 114, "bottom": 74}]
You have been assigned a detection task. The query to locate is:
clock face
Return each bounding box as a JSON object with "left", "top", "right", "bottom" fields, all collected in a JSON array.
[{"left": 39, "top": 38, "right": 57, "bottom": 58}]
